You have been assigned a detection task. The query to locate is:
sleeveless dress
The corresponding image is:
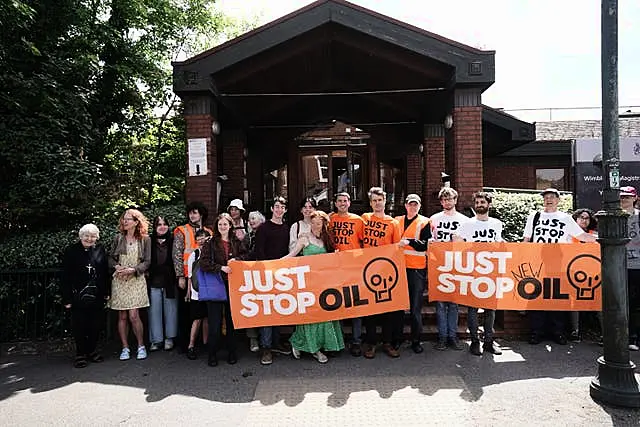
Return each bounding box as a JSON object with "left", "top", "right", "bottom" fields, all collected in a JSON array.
[
  {"left": 110, "top": 243, "right": 150, "bottom": 310},
  {"left": 289, "top": 243, "right": 345, "bottom": 353}
]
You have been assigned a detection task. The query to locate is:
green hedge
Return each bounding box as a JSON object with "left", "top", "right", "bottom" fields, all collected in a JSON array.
[
  {"left": 489, "top": 192, "right": 573, "bottom": 242},
  {"left": 0, "top": 204, "right": 187, "bottom": 270}
]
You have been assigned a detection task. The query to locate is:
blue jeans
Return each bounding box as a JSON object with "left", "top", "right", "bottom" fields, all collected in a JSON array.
[
  {"left": 149, "top": 288, "right": 178, "bottom": 344},
  {"left": 351, "top": 318, "right": 362, "bottom": 344},
  {"left": 467, "top": 307, "right": 495, "bottom": 342},
  {"left": 260, "top": 326, "right": 281, "bottom": 349},
  {"left": 436, "top": 301, "right": 458, "bottom": 339},
  {"left": 407, "top": 268, "right": 426, "bottom": 342}
]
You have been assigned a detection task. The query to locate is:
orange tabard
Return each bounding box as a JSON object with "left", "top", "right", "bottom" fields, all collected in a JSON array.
[{"left": 395, "top": 215, "right": 429, "bottom": 269}]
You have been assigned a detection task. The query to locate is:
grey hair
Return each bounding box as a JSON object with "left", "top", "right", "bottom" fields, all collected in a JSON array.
[
  {"left": 78, "top": 223, "right": 100, "bottom": 239},
  {"left": 247, "top": 211, "right": 266, "bottom": 224}
]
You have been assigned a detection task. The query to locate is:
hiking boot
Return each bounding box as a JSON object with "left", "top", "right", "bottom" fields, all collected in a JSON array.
[
  {"left": 350, "top": 343, "right": 362, "bottom": 357},
  {"left": 434, "top": 338, "right": 447, "bottom": 351},
  {"left": 470, "top": 340, "right": 482, "bottom": 356},
  {"left": 483, "top": 341, "right": 502, "bottom": 355},
  {"left": 363, "top": 344, "right": 376, "bottom": 359},
  {"left": 382, "top": 343, "right": 400, "bottom": 358},
  {"left": 448, "top": 338, "right": 463, "bottom": 351},
  {"left": 260, "top": 349, "right": 273, "bottom": 365},
  {"left": 411, "top": 341, "right": 424, "bottom": 354},
  {"left": 249, "top": 338, "right": 260, "bottom": 353}
]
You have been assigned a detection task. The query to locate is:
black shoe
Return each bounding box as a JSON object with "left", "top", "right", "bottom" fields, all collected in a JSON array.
[
  {"left": 411, "top": 341, "right": 424, "bottom": 354},
  {"left": 554, "top": 335, "right": 568, "bottom": 345},
  {"left": 528, "top": 334, "right": 542, "bottom": 345},
  {"left": 187, "top": 347, "right": 197, "bottom": 360},
  {"left": 208, "top": 354, "right": 218, "bottom": 367},
  {"left": 350, "top": 343, "right": 362, "bottom": 357},
  {"left": 434, "top": 338, "right": 447, "bottom": 351},
  {"left": 392, "top": 341, "right": 402, "bottom": 351},
  {"left": 569, "top": 331, "right": 581, "bottom": 343},
  {"left": 470, "top": 340, "right": 482, "bottom": 356},
  {"left": 483, "top": 341, "right": 502, "bottom": 355},
  {"left": 227, "top": 352, "right": 237, "bottom": 365}
]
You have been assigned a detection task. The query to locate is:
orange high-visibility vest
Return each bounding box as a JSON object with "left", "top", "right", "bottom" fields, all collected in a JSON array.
[
  {"left": 395, "top": 215, "right": 430, "bottom": 269},
  {"left": 174, "top": 224, "right": 212, "bottom": 277}
]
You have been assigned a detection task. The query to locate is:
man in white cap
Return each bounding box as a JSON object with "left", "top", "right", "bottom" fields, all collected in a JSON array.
[
  {"left": 396, "top": 194, "right": 431, "bottom": 353},
  {"left": 523, "top": 188, "right": 596, "bottom": 345},
  {"left": 227, "top": 199, "right": 248, "bottom": 241},
  {"left": 620, "top": 186, "right": 640, "bottom": 350}
]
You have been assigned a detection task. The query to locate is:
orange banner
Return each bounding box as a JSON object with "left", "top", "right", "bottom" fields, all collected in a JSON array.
[
  {"left": 427, "top": 242, "right": 601, "bottom": 311},
  {"left": 228, "top": 245, "right": 409, "bottom": 329}
]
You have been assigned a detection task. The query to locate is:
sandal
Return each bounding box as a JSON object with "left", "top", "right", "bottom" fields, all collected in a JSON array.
[
  {"left": 74, "top": 357, "right": 88, "bottom": 368},
  {"left": 88, "top": 352, "right": 104, "bottom": 363}
]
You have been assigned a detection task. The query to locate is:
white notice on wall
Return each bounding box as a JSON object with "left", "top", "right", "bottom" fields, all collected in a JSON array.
[{"left": 188, "top": 138, "right": 208, "bottom": 176}]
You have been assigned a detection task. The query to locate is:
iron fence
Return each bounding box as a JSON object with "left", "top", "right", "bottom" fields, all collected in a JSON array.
[{"left": 0, "top": 268, "right": 71, "bottom": 342}]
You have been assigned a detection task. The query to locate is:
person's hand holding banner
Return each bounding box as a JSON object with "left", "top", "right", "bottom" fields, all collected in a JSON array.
[
  {"left": 428, "top": 242, "right": 602, "bottom": 311},
  {"left": 228, "top": 245, "right": 409, "bottom": 329}
]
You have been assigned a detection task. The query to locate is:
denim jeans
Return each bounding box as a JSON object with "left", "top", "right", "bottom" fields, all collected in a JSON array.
[
  {"left": 260, "top": 326, "right": 281, "bottom": 349},
  {"left": 467, "top": 307, "right": 495, "bottom": 342},
  {"left": 435, "top": 301, "right": 458, "bottom": 339},
  {"left": 149, "top": 288, "right": 178, "bottom": 344},
  {"left": 351, "top": 318, "right": 362, "bottom": 344},
  {"left": 407, "top": 268, "right": 426, "bottom": 342}
]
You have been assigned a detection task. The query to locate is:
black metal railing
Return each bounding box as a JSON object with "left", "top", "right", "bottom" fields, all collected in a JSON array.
[{"left": 0, "top": 268, "right": 71, "bottom": 342}]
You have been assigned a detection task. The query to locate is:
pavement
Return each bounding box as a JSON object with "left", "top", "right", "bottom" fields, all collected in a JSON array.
[{"left": 2, "top": 338, "right": 640, "bottom": 426}]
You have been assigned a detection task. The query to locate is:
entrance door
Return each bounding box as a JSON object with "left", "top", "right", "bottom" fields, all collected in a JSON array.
[{"left": 298, "top": 145, "right": 368, "bottom": 214}]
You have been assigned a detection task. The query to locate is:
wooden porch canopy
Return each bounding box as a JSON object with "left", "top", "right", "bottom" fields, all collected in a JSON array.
[{"left": 172, "top": 0, "right": 497, "bottom": 130}]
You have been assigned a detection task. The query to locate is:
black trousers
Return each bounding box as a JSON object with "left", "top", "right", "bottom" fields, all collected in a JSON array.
[
  {"left": 530, "top": 311, "right": 565, "bottom": 337},
  {"left": 364, "top": 312, "right": 394, "bottom": 345},
  {"left": 176, "top": 287, "right": 191, "bottom": 352},
  {"left": 207, "top": 301, "right": 236, "bottom": 356},
  {"left": 71, "top": 306, "right": 102, "bottom": 356}
]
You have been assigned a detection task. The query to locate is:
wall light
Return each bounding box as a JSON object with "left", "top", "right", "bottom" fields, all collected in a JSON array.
[{"left": 444, "top": 115, "right": 454, "bottom": 129}]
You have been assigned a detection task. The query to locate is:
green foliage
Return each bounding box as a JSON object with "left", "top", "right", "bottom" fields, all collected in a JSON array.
[
  {"left": 0, "top": 203, "right": 186, "bottom": 270},
  {"left": 489, "top": 192, "right": 573, "bottom": 242}
]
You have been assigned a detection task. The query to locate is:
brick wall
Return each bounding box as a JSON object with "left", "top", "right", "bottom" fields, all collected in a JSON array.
[
  {"left": 406, "top": 152, "right": 422, "bottom": 197},
  {"left": 484, "top": 157, "right": 572, "bottom": 191},
  {"left": 184, "top": 114, "right": 216, "bottom": 227},
  {"left": 452, "top": 106, "right": 483, "bottom": 208},
  {"left": 424, "top": 136, "right": 445, "bottom": 216}
]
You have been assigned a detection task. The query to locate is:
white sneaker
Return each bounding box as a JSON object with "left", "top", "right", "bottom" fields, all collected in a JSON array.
[
  {"left": 291, "top": 346, "right": 301, "bottom": 359},
  {"left": 313, "top": 351, "right": 328, "bottom": 364},
  {"left": 149, "top": 343, "right": 161, "bottom": 352},
  {"left": 164, "top": 339, "right": 174, "bottom": 351},
  {"left": 249, "top": 338, "right": 260, "bottom": 353},
  {"left": 137, "top": 346, "right": 148, "bottom": 360},
  {"left": 119, "top": 347, "right": 131, "bottom": 361},
  {"left": 629, "top": 343, "right": 639, "bottom": 351}
]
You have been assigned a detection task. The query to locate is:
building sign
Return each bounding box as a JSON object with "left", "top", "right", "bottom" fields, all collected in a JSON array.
[
  {"left": 188, "top": 138, "right": 208, "bottom": 176},
  {"left": 227, "top": 245, "right": 409, "bottom": 329},
  {"left": 427, "top": 242, "right": 602, "bottom": 311},
  {"left": 573, "top": 138, "right": 640, "bottom": 210}
]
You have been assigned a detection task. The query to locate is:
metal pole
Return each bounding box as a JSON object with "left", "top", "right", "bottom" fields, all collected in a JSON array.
[{"left": 590, "top": 0, "right": 640, "bottom": 407}]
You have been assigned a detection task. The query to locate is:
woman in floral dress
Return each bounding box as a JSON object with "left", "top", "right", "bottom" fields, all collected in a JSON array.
[
  {"left": 109, "top": 208, "right": 151, "bottom": 361},
  {"left": 284, "top": 210, "right": 345, "bottom": 363}
]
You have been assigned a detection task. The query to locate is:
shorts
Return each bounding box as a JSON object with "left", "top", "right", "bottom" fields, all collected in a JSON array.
[{"left": 190, "top": 300, "right": 208, "bottom": 321}]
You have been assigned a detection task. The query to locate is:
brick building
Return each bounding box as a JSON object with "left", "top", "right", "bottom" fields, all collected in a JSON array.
[{"left": 172, "top": 0, "right": 535, "bottom": 221}]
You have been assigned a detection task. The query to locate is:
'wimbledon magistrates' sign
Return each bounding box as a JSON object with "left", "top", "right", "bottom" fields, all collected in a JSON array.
[
  {"left": 428, "top": 242, "right": 601, "bottom": 311},
  {"left": 228, "top": 245, "right": 409, "bottom": 329}
]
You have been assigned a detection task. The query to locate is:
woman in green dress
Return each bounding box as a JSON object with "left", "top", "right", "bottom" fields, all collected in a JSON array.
[{"left": 284, "top": 210, "right": 345, "bottom": 363}]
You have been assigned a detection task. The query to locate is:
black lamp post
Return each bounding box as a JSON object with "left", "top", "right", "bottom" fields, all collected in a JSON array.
[{"left": 589, "top": 0, "right": 640, "bottom": 407}]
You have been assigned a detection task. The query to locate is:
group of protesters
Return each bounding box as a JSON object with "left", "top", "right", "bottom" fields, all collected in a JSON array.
[{"left": 61, "top": 184, "right": 640, "bottom": 369}]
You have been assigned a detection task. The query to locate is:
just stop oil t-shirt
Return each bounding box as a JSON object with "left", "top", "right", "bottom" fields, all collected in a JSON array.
[
  {"left": 523, "top": 211, "right": 584, "bottom": 243},
  {"left": 454, "top": 217, "right": 504, "bottom": 243},
  {"left": 361, "top": 212, "right": 401, "bottom": 247},
  {"left": 329, "top": 212, "right": 364, "bottom": 251}
]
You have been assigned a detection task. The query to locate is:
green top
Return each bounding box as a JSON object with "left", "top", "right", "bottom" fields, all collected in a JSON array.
[{"left": 302, "top": 243, "right": 326, "bottom": 256}]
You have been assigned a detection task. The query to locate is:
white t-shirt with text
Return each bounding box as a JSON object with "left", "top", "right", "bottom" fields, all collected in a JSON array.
[
  {"left": 430, "top": 211, "right": 470, "bottom": 242},
  {"left": 627, "top": 208, "right": 640, "bottom": 270},
  {"left": 523, "top": 211, "right": 584, "bottom": 243},
  {"left": 455, "top": 217, "right": 504, "bottom": 242}
]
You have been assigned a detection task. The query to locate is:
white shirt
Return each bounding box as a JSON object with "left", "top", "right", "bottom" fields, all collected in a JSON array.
[
  {"left": 289, "top": 220, "right": 312, "bottom": 252},
  {"left": 430, "top": 211, "right": 470, "bottom": 242},
  {"left": 455, "top": 217, "right": 504, "bottom": 242},
  {"left": 523, "top": 210, "right": 584, "bottom": 243}
]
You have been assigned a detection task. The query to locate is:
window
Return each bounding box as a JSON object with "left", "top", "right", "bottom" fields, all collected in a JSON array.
[{"left": 536, "top": 168, "right": 565, "bottom": 190}]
